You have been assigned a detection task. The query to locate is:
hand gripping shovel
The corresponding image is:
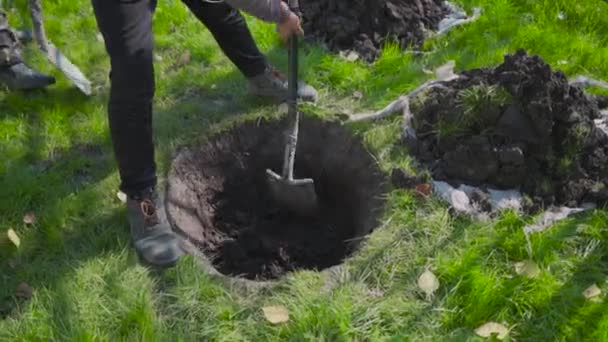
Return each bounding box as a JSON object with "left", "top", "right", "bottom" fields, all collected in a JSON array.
[{"left": 265, "top": 0, "right": 319, "bottom": 217}]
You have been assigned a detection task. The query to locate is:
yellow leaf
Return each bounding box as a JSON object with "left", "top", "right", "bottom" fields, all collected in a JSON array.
[
  {"left": 262, "top": 305, "right": 289, "bottom": 324},
  {"left": 514, "top": 260, "right": 540, "bottom": 278},
  {"left": 583, "top": 284, "right": 602, "bottom": 300},
  {"left": 475, "top": 322, "right": 509, "bottom": 340},
  {"left": 116, "top": 191, "right": 127, "bottom": 204},
  {"left": 7, "top": 228, "right": 20, "bottom": 248},
  {"left": 417, "top": 270, "right": 440, "bottom": 298},
  {"left": 23, "top": 212, "right": 36, "bottom": 225}
]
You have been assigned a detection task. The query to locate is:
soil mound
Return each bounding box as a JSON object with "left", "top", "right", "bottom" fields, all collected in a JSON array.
[
  {"left": 407, "top": 50, "right": 608, "bottom": 208},
  {"left": 299, "top": 0, "right": 449, "bottom": 62},
  {"left": 166, "top": 117, "right": 387, "bottom": 280}
]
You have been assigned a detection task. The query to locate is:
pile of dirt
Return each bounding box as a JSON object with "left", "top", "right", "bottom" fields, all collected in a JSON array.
[
  {"left": 405, "top": 50, "right": 608, "bottom": 209},
  {"left": 299, "top": 0, "right": 450, "bottom": 62},
  {"left": 166, "top": 117, "right": 387, "bottom": 280}
]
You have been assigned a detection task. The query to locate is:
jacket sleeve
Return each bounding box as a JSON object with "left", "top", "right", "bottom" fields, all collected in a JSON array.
[{"left": 223, "top": 0, "right": 291, "bottom": 23}]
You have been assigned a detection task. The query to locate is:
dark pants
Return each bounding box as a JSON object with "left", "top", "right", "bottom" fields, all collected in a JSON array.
[{"left": 91, "top": 0, "right": 268, "bottom": 196}]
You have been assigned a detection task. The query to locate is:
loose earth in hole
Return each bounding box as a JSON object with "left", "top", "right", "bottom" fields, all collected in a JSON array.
[{"left": 166, "top": 116, "right": 388, "bottom": 280}]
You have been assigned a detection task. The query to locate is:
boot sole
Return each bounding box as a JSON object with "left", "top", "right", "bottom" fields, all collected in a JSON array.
[{"left": 135, "top": 249, "right": 182, "bottom": 269}]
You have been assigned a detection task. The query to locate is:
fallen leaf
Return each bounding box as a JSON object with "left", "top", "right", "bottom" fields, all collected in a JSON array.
[
  {"left": 6, "top": 229, "right": 20, "bottom": 248},
  {"left": 415, "top": 183, "right": 432, "bottom": 197},
  {"left": 417, "top": 270, "right": 439, "bottom": 298},
  {"left": 116, "top": 191, "right": 127, "bottom": 204},
  {"left": 262, "top": 305, "right": 289, "bottom": 324},
  {"left": 514, "top": 260, "right": 540, "bottom": 278},
  {"left": 23, "top": 212, "right": 36, "bottom": 225},
  {"left": 583, "top": 284, "right": 602, "bottom": 300},
  {"left": 16, "top": 282, "right": 33, "bottom": 300},
  {"left": 475, "top": 322, "right": 509, "bottom": 340},
  {"left": 7, "top": 259, "right": 18, "bottom": 269},
  {"left": 173, "top": 50, "right": 191, "bottom": 69}
]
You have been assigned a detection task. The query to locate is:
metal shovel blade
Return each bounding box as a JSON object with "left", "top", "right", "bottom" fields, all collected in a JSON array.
[
  {"left": 44, "top": 43, "right": 92, "bottom": 95},
  {"left": 265, "top": 169, "right": 319, "bottom": 218}
]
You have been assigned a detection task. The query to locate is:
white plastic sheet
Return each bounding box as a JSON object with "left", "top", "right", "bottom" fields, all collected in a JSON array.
[
  {"left": 432, "top": 181, "right": 594, "bottom": 235},
  {"left": 437, "top": 3, "right": 482, "bottom": 35}
]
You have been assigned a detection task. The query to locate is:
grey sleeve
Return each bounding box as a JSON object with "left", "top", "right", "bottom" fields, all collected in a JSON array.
[{"left": 223, "top": 0, "right": 290, "bottom": 23}]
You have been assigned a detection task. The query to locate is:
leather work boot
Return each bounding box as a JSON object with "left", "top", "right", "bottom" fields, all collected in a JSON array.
[
  {"left": 0, "top": 12, "right": 54, "bottom": 90},
  {"left": 0, "top": 62, "right": 56, "bottom": 90},
  {"left": 126, "top": 187, "right": 184, "bottom": 268},
  {"left": 248, "top": 66, "right": 318, "bottom": 102}
]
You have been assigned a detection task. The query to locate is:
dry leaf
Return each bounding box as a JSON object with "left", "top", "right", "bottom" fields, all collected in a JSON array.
[
  {"left": 23, "top": 212, "right": 36, "bottom": 225},
  {"left": 175, "top": 50, "right": 192, "bottom": 68},
  {"left": 417, "top": 270, "right": 439, "bottom": 298},
  {"left": 514, "top": 260, "right": 540, "bottom": 278},
  {"left": 116, "top": 191, "right": 127, "bottom": 203},
  {"left": 6, "top": 229, "right": 20, "bottom": 248},
  {"left": 7, "top": 259, "right": 18, "bottom": 269},
  {"left": 583, "top": 284, "right": 602, "bottom": 300},
  {"left": 415, "top": 183, "right": 432, "bottom": 197},
  {"left": 262, "top": 305, "right": 289, "bottom": 324},
  {"left": 475, "top": 322, "right": 509, "bottom": 340},
  {"left": 16, "top": 282, "right": 33, "bottom": 300}
]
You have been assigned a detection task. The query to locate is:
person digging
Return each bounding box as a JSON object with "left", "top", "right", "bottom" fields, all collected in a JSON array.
[
  {"left": 92, "top": 0, "right": 318, "bottom": 268},
  {"left": 0, "top": 10, "right": 55, "bottom": 90}
]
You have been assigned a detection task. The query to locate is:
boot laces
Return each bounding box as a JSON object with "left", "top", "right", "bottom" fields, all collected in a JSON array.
[{"left": 140, "top": 199, "right": 159, "bottom": 226}]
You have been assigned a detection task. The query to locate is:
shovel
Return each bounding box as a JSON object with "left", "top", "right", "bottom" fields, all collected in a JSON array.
[
  {"left": 28, "top": 0, "right": 92, "bottom": 95},
  {"left": 265, "top": 0, "right": 319, "bottom": 217}
]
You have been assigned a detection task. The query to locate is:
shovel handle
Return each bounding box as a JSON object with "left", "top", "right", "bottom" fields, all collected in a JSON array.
[
  {"left": 28, "top": 0, "right": 50, "bottom": 52},
  {"left": 281, "top": 0, "right": 301, "bottom": 181}
]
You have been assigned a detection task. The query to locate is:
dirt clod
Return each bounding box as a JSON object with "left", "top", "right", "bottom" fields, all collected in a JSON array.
[
  {"left": 408, "top": 50, "right": 608, "bottom": 208},
  {"left": 299, "top": 0, "right": 449, "bottom": 62},
  {"left": 166, "top": 117, "right": 387, "bottom": 280}
]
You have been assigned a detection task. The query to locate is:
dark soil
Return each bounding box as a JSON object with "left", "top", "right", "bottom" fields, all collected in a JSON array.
[
  {"left": 405, "top": 50, "right": 608, "bottom": 209},
  {"left": 299, "top": 0, "right": 449, "bottom": 62},
  {"left": 166, "top": 117, "right": 387, "bottom": 280}
]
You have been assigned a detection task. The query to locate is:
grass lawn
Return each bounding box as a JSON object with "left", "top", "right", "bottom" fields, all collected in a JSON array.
[{"left": 2, "top": 0, "right": 608, "bottom": 340}]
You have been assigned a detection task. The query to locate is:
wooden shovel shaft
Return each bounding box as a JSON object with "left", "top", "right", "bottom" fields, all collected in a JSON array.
[
  {"left": 28, "top": 0, "right": 50, "bottom": 52},
  {"left": 281, "top": 0, "right": 301, "bottom": 181}
]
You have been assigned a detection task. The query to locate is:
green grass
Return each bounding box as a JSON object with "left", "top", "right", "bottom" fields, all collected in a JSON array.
[{"left": 2, "top": 0, "right": 608, "bottom": 340}]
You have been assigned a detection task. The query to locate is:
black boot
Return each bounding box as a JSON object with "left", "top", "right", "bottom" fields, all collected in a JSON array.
[
  {"left": 126, "top": 187, "right": 184, "bottom": 268},
  {"left": 0, "top": 11, "right": 55, "bottom": 90},
  {"left": 0, "top": 62, "right": 56, "bottom": 90}
]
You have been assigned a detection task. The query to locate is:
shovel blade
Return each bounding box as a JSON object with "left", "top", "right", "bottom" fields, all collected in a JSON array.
[
  {"left": 265, "top": 169, "right": 319, "bottom": 218},
  {"left": 46, "top": 43, "right": 92, "bottom": 95}
]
